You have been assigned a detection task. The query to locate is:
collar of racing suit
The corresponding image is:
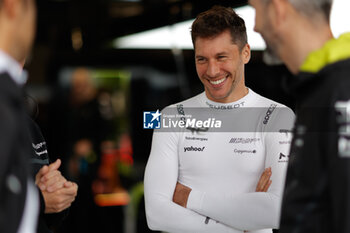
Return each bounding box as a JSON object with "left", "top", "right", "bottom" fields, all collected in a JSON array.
[
  {"left": 284, "top": 32, "right": 350, "bottom": 108},
  {"left": 300, "top": 32, "right": 350, "bottom": 73}
]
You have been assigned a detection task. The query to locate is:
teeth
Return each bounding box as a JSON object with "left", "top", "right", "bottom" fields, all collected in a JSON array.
[{"left": 210, "top": 77, "right": 226, "bottom": 85}]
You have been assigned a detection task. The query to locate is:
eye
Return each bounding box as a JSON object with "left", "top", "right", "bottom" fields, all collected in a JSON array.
[
  {"left": 217, "top": 56, "right": 227, "bottom": 61},
  {"left": 196, "top": 57, "right": 207, "bottom": 64}
]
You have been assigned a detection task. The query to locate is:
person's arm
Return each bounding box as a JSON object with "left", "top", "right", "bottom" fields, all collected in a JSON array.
[
  {"left": 28, "top": 117, "right": 78, "bottom": 217},
  {"left": 176, "top": 108, "right": 294, "bottom": 231},
  {"left": 144, "top": 130, "right": 241, "bottom": 233},
  {"left": 173, "top": 168, "right": 272, "bottom": 208}
]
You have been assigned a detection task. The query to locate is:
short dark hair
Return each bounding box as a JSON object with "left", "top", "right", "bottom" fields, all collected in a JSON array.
[{"left": 191, "top": 5, "right": 247, "bottom": 50}]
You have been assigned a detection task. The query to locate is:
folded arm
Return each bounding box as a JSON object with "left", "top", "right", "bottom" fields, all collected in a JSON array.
[
  {"left": 178, "top": 108, "right": 294, "bottom": 230},
  {"left": 144, "top": 131, "right": 241, "bottom": 233},
  {"left": 176, "top": 131, "right": 290, "bottom": 230}
]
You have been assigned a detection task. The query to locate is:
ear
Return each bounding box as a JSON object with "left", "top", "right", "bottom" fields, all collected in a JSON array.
[
  {"left": 242, "top": 43, "right": 251, "bottom": 64},
  {"left": 270, "top": 0, "right": 289, "bottom": 27}
]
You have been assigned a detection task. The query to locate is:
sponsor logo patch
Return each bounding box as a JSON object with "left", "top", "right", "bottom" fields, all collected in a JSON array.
[
  {"left": 185, "top": 136, "right": 208, "bottom": 141},
  {"left": 229, "top": 138, "right": 260, "bottom": 144},
  {"left": 263, "top": 104, "right": 277, "bottom": 125},
  {"left": 234, "top": 149, "right": 257, "bottom": 154},
  {"left": 205, "top": 101, "right": 245, "bottom": 110},
  {"left": 184, "top": 146, "right": 205, "bottom": 152}
]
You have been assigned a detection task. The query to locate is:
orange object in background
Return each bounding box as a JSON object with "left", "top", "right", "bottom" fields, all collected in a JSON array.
[{"left": 92, "top": 135, "right": 133, "bottom": 207}]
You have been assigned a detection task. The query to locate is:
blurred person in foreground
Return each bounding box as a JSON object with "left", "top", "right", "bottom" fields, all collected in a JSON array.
[
  {"left": 249, "top": 0, "right": 350, "bottom": 232},
  {"left": 144, "top": 5, "right": 295, "bottom": 233},
  {"left": 0, "top": 0, "right": 77, "bottom": 231},
  {"left": 0, "top": 0, "right": 39, "bottom": 232}
]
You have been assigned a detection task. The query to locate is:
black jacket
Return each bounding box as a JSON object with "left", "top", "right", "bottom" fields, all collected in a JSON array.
[
  {"left": 27, "top": 116, "right": 68, "bottom": 233},
  {"left": 279, "top": 56, "right": 350, "bottom": 233},
  {"left": 0, "top": 73, "right": 32, "bottom": 233}
]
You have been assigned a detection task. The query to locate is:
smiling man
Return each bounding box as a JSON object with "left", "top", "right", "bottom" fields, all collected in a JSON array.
[{"left": 144, "top": 5, "right": 295, "bottom": 233}]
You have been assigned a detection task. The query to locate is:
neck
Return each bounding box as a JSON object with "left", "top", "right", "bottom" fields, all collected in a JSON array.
[
  {"left": 206, "top": 86, "right": 249, "bottom": 104},
  {"left": 280, "top": 16, "right": 333, "bottom": 74},
  {"left": 0, "top": 21, "right": 24, "bottom": 64},
  {"left": 229, "top": 86, "right": 249, "bottom": 103}
]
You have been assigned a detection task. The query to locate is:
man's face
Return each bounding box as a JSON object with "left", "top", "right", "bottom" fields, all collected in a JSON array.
[
  {"left": 16, "top": 0, "right": 37, "bottom": 61},
  {"left": 194, "top": 30, "right": 250, "bottom": 103},
  {"left": 249, "top": 0, "right": 280, "bottom": 58}
]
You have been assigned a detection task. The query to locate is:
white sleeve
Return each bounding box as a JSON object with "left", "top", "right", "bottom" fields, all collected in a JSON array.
[
  {"left": 144, "top": 131, "right": 242, "bottom": 233},
  {"left": 186, "top": 108, "right": 295, "bottom": 231}
]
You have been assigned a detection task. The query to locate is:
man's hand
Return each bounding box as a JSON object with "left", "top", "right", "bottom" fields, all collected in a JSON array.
[
  {"left": 36, "top": 159, "right": 67, "bottom": 192},
  {"left": 35, "top": 159, "right": 79, "bottom": 213},
  {"left": 255, "top": 167, "right": 272, "bottom": 192},
  {"left": 172, "top": 182, "right": 191, "bottom": 208},
  {"left": 42, "top": 181, "right": 78, "bottom": 213}
]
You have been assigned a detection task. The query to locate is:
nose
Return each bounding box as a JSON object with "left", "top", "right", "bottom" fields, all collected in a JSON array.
[{"left": 206, "top": 60, "right": 220, "bottom": 77}]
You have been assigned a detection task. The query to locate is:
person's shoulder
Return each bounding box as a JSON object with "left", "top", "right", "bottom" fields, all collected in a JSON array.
[
  {"left": 0, "top": 72, "right": 21, "bottom": 101},
  {"left": 248, "top": 90, "right": 295, "bottom": 128},
  {"left": 250, "top": 89, "right": 293, "bottom": 110},
  {"left": 0, "top": 72, "right": 13, "bottom": 87},
  {"left": 0, "top": 71, "right": 15, "bottom": 81},
  {"left": 0, "top": 100, "right": 17, "bottom": 139},
  {"left": 324, "top": 58, "right": 350, "bottom": 89},
  {"left": 0, "top": 77, "right": 17, "bottom": 116},
  {"left": 0, "top": 74, "right": 24, "bottom": 133},
  {"left": 0, "top": 71, "right": 9, "bottom": 77},
  {"left": 158, "top": 92, "right": 205, "bottom": 119}
]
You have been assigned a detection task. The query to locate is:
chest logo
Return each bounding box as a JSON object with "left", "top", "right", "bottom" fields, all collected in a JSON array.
[{"left": 184, "top": 146, "right": 205, "bottom": 152}]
